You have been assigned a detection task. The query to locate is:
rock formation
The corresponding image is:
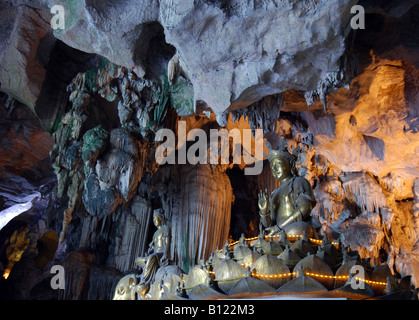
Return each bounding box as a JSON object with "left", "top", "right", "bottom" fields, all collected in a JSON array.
[{"left": 44, "top": 0, "right": 359, "bottom": 119}]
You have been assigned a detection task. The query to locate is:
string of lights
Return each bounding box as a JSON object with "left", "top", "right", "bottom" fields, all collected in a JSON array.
[
  {"left": 226, "top": 234, "right": 339, "bottom": 249},
  {"left": 251, "top": 272, "right": 296, "bottom": 279},
  {"left": 203, "top": 270, "right": 388, "bottom": 286},
  {"left": 303, "top": 272, "right": 387, "bottom": 286},
  {"left": 207, "top": 235, "right": 388, "bottom": 288}
]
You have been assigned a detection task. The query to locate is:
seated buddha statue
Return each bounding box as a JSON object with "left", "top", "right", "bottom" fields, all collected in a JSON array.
[
  {"left": 258, "top": 144, "right": 317, "bottom": 238},
  {"left": 135, "top": 208, "right": 170, "bottom": 297}
]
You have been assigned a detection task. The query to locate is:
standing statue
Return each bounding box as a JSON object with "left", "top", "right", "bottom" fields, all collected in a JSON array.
[
  {"left": 258, "top": 144, "right": 317, "bottom": 237},
  {"left": 134, "top": 208, "right": 171, "bottom": 298}
]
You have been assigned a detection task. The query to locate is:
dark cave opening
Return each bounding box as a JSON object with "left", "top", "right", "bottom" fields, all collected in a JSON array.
[
  {"left": 133, "top": 22, "right": 177, "bottom": 80},
  {"left": 33, "top": 230, "right": 58, "bottom": 269},
  {"left": 226, "top": 165, "right": 259, "bottom": 241}
]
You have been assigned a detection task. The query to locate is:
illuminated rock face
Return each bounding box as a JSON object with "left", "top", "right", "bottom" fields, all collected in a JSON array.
[
  {"left": 307, "top": 60, "right": 419, "bottom": 186},
  {"left": 308, "top": 60, "right": 419, "bottom": 285}
]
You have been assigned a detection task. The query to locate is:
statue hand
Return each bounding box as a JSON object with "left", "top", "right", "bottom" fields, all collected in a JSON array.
[
  {"left": 265, "top": 226, "right": 280, "bottom": 236},
  {"left": 258, "top": 189, "right": 269, "bottom": 215},
  {"left": 160, "top": 253, "right": 169, "bottom": 266},
  {"left": 135, "top": 256, "right": 147, "bottom": 268}
]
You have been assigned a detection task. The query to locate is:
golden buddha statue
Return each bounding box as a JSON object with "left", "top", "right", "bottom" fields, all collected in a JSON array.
[
  {"left": 258, "top": 144, "right": 317, "bottom": 238},
  {"left": 135, "top": 208, "right": 171, "bottom": 297}
]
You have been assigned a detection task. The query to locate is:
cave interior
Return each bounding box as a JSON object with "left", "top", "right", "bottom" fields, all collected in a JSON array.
[{"left": 0, "top": 0, "right": 418, "bottom": 300}]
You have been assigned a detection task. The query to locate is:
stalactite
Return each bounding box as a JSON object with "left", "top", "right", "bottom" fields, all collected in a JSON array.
[
  {"left": 339, "top": 172, "right": 390, "bottom": 215},
  {"left": 112, "top": 195, "right": 152, "bottom": 273},
  {"left": 86, "top": 265, "right": 122, "bottom": 300},
  {"left": 152, "top": 164, "right": 233, "bottom": 273},
  {"left": 231, "top": 94, "right": 284, "bottom": 134}
]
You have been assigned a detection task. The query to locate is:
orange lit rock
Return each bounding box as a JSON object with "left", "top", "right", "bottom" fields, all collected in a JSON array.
[
  {"left": 306, "top": 59, "right": 418, "bottom": 185},
  {"left": 293, "top": 58, "right": 419, "bottom": 286}
]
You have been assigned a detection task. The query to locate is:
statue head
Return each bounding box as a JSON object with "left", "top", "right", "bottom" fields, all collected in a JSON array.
[
  {"left": 267, "top": 146, "right": 296, "bottom": 181},
  {"left": 153, "top": 208, "right": 166, "bottom": 227}
]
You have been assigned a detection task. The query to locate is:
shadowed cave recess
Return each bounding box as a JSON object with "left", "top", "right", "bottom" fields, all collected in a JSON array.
[{"left": 0, "top": 0, "right": 418, "bottom": 300}]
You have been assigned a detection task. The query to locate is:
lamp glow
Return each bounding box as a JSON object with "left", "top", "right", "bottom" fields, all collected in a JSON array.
[{"left": 3, "top": 270, "right": 10, "bottom": 280}]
